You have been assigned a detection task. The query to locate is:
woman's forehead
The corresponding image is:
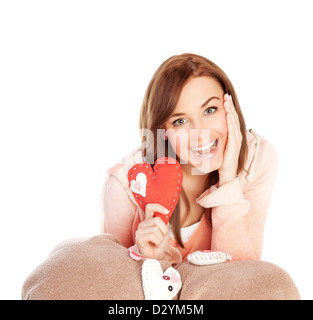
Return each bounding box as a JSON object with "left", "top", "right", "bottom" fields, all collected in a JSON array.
[{"left": 174, "top": 77, "right": 223, "bottom": 112}]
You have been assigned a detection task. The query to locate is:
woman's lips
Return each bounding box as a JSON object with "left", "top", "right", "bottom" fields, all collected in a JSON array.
[
  {"left": 191, "top": 138, "right": 218, "bottom": 152},
  {"left": 190, "top": 138, "right": 219, "bottom": 158}
]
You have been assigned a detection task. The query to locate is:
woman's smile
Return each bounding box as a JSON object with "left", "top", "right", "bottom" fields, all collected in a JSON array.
[{"left": 190, "top": 138, "right": 218, "bottom": 157}]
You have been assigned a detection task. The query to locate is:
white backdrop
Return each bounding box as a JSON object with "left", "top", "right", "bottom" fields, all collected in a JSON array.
[{"left": 1, "top": 0, "right": 312, "bottom": 300}]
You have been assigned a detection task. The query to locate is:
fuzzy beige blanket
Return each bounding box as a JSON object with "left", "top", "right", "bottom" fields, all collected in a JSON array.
[{"left": 22, "top": 234, "right": 300, "bottom": 300}]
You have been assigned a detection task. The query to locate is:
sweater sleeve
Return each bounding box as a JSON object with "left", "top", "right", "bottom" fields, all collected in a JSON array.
[
  {"left": 100, "top": 174, "right": 137, "bottom": 248},
  {"left": 196, "top": 139, "right": 279, "bottom": 260}
]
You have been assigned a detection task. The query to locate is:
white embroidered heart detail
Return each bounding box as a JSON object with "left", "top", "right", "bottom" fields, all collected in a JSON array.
[
  {"left": 142, "top": 259, "right": 182, "bottom": 300},
  {"left": 130, "top": 172, "right": 147, "bottom": 197}
]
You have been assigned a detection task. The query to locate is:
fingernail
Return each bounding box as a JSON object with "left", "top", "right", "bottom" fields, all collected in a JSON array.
[
  {"left": 228, "top": 94, "right": 232, "bottom": 101},
  {"left": 163, "top": 208, "right": 170, "bottom": 214},
  {"left": 225, "top": 101, "right": 230, "bottom": 109}
]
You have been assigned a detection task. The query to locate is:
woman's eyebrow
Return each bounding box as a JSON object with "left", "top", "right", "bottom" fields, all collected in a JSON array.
[
  {"left": 170, "top": 96, "right": 221, "bottom": 118},
  {"left": 201, "top": 96, "right": 220, "bottom": 108}
]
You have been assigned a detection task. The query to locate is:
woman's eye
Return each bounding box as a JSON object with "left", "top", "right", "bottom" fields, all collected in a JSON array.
[
  {"left": 204, "top": 107, "right": 217, "bottom": 115},
  {"left": 173, "top": 118, "right": 187, "bottom": 126}
]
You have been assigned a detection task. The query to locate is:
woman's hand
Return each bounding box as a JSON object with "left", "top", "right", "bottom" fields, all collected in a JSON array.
[
  {"left": 135, "top": 203, "right": 170, "bottom": 260},
  {"left": 218, "top": 93, "right": 243, "bottom": 186}
]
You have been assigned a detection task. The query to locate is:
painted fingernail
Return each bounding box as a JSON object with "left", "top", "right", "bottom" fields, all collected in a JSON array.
[
  {"left": 225, "top": 101, "right": 230, "bottom": 109},
  {"left": 228, "top": 113, "right": 232, "bottom": 119},
  {"left": 228, "top": 94, "right": 232, "bottom": 101},
  {"left": 162, "top": 208, "right": 170, "bottom": 214}
]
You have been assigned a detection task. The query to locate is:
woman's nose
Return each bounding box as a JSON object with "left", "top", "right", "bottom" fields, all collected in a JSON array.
[
  {"left": 189, "top": 120, "right": 211, "bottom": 145},
  {"left": 189, "top": 118, "right": 202, "bottom": 131}
]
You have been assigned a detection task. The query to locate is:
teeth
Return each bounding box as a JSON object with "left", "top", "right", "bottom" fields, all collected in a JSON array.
[{"left": 192, "top": 139, "right": 217, "bottom": 152}]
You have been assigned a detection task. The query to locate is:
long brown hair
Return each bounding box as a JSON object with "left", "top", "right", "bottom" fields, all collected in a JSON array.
[{"left": 139, "top": 53, "right": 248, "bottom": 247}]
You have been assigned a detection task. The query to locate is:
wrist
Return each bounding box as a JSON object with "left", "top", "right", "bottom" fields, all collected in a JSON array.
[{"left": 218, "top": 171, "right": 236, "bottom": 186}]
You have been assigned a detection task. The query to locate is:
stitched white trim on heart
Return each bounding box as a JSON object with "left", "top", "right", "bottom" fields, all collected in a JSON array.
[
  {"left": 187, "top": 250, "right": 232, "bottom": 266},
  {"left": 130, "top": 172, "right": 147, "bottom": 198},
  {"left": 142, "top": 259, "right": 182, "bottom": 300}
]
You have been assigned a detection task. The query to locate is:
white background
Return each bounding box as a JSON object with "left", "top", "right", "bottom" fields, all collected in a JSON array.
[{"left": 1, "top": 0, "right": 312, "bottom": 300}]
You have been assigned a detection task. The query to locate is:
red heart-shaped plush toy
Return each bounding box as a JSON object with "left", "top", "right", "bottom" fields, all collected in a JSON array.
[{"left": 127, "top": 157, "right": 183, "bottom": 224}]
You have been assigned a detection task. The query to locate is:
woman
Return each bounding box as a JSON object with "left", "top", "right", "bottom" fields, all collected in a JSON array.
[
  {"left": 100, "top": 53, "right": 278, "bottom": 264},
  {"left": 22, "top": 53, "right": 300, "bottom": 301}
]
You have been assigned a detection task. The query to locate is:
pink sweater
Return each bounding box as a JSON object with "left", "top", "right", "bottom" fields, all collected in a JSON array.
[{"left": 100, "top": 129, "right": 278, "bottom": 264}]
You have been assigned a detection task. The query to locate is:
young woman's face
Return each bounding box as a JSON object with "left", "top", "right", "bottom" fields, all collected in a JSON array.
[{"left": 164, "top": 76, "right": 227, "bottom": 175}]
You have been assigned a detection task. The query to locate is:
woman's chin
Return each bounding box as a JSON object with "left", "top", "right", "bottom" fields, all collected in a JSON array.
[
  {"left": 179, "top": 159, "right": 219, "bottom": 176},
  {"left": 191, "top": 162, "right": 218, "bottom": 175},
  {"left": 178, "top": 152, "right": 223, "bottom": 176}
]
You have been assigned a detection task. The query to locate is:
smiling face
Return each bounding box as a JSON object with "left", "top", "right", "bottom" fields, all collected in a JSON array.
[{"left": 164, "top": 76, "right": 228, "bottom": 175}]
